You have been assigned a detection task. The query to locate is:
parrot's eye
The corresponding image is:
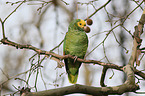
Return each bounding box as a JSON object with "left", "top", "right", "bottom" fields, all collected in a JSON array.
[{"left": 77, "top": 20, "right": 86, "bottom": 28}]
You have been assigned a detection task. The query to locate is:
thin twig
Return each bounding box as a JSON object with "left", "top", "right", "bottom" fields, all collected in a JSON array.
[
  {"left": 86, "top": 24, "right": 121, "bottom": 56},
  {"left": 3, "top": 0, "right": 25, "bottom": 23},
  {"left": 132, "top": 0, "right": 143, "bottom": 10},
  {"left": 0, "top": 0, "right": 25, "bottom": 39},
  {"left": 40, "top": 69, "right": 47, "bottom": 90},
  {"left": 100, "top": 66, "right": 108, "bottom": 87},
  {"left": 50, "top": 39, "right": 64, "bottom": 52},
  {"left": 85, "top": 0, "right": 111, "bottom": 20},
  {"left": 122, "top": 1, "right": 143, "bottom": 24}
]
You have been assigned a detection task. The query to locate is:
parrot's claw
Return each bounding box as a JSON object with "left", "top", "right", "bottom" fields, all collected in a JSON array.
[{"left": 74, "top": 56, "right": 78, "bottom": 63}]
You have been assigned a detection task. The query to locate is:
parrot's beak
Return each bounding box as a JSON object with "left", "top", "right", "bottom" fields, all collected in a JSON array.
[
  {"left": 83, "top": 26, "right": 90, "bottom": 33},
  {"left": 83, "top": 26, "right": 86, "bottom": 30}
]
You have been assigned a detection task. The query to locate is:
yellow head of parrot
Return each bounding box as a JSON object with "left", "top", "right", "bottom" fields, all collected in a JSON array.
[{"left": 77, "top": 19, "right": 86, "bottom": 29}]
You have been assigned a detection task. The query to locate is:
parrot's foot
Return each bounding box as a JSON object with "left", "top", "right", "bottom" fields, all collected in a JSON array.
[{"left": 74, "top": 56, "right": 78, "bottom": 63}]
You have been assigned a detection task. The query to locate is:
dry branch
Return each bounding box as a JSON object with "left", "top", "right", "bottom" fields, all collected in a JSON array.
[
  {"left": 22, "top": 65, "right": 139, "bottom": 96},
  {"left": 1, "top": 38, "right": 145, "bottom": 79}
]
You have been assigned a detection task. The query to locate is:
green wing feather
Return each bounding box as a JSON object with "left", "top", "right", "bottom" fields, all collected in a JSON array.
[{"left": 63, "top": 19, "right": 88, "bottom": 84}]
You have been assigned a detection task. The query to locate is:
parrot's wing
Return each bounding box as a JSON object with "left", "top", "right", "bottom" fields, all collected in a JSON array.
[{"left": 63, "top": 32, "right": 68, "bottom": 55}]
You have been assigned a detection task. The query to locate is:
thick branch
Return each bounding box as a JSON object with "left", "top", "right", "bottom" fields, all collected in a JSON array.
[
  {"left": 128, "top": 6, "right": 145, "bottom": 66},
  {"left": 23, "top": 84, "right": 138, "bottom": 96},
  {"left": 22, "top": 65, "right": 139, "bottom": 96}
]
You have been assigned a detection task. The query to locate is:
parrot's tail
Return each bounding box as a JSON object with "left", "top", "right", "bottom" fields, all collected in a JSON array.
[{"left": 68, "top": 73, "right": 78, "bottom": 84}]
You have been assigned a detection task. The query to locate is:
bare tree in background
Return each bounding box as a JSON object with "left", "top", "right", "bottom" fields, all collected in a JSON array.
[{"left": 0, "top": 0, "right": 145, "bottom": 96}]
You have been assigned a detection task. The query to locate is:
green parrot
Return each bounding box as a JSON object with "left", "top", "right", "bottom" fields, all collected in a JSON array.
[{"left": 63, "top": 19, "right": 88, "bottom": 84}]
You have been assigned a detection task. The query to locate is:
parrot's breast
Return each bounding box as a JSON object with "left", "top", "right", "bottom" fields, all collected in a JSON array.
[{"left": 65, "top": 31, "right": 88, "bottom": 58}]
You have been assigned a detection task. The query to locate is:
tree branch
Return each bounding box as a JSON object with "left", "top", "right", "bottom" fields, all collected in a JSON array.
[
  {"left": 22, "top": 65, "right": 139, "bottom": 96},
  {"left": 0, "top": 38, "right": 145, "bottom": 80},
  {"left": 100, "top": 66, "right": 108, "bottom": 87},
  {"left": 128, "top": 2, "right": 145, "bottom": 66},
  {"left": 85, "top": 0, "right": 111, "bottom": 20}
]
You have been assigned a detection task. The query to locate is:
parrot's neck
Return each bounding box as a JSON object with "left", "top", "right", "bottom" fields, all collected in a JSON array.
[{"left": 68, "top": 28, "right": 84, "bottom": 32}]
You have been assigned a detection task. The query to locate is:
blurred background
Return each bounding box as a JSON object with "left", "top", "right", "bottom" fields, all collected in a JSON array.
[{"left": 0, "top": 0, "right": 145, "bottom": 96}]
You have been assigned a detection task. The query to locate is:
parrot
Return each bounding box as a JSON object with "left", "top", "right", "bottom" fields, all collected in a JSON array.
[{"left": 63, "top": 19, "right": 88, "bottom": 84}]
